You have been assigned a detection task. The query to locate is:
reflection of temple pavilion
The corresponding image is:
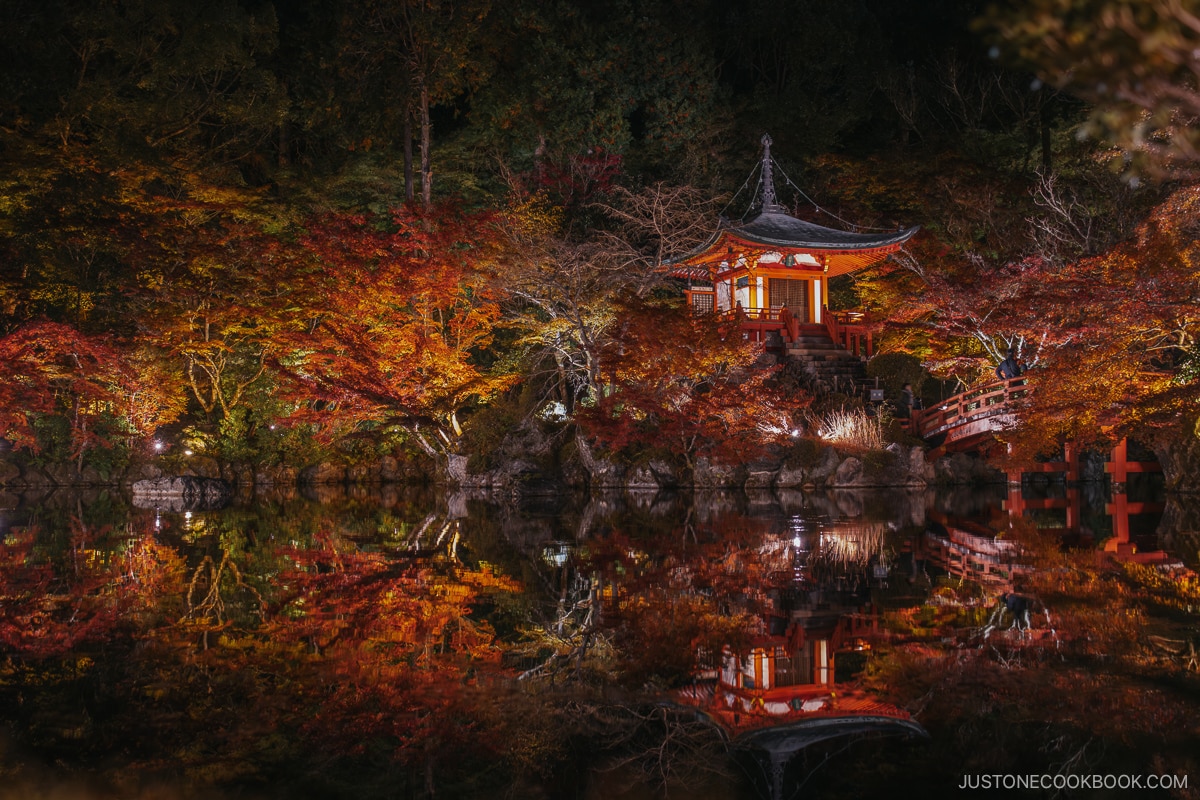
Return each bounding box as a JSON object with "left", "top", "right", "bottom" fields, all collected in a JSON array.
[
  {"left": 669, "top": 135, "right": 918, "bottom": 351},
  {"left": 679, "top": 523, "right": 912, "bottom": 736}
]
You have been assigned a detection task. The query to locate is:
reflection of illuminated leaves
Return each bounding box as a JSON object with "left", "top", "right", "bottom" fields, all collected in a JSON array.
[{"left": 0, "top": 524, "right": 186, "bottom": 658}]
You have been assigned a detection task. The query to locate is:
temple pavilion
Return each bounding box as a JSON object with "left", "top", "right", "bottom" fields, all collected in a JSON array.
[{"left": 670, "top": 135, "right": 918, "bottom": 350}]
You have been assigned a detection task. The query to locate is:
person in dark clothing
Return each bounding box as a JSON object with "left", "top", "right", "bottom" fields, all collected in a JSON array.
[
  {"left": 898, "top": 382, "right": 914, "bottom": 419},
  {"left": 995, "top": 349, "right": 1022, "bottom": 380},
  {"left": 1001, "top": 592, "right": 1032, "bottom": 630}
]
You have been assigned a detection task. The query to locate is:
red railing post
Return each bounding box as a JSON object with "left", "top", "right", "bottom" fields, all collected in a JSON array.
[
  {"left": 1109, "top": 438, "right": 1129, "bottom": 486},
  {"left": 1064, "top": 440, "right": 1079, "bottom": 484}
]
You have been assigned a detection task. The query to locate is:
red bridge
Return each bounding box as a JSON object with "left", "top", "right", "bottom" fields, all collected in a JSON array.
[{"left": 910, "top": 376, "right": 1027, "bottom": 453}]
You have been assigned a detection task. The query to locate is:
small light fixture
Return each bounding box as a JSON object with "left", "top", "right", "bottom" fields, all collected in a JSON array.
[
  {"left": 153, "top": 441, "right": 164, "bottom": 452},
  {"left": 184, "top": 449, "right": 193, "bottom": 456},
  {"left": 542, "top": 542, "right": 572, "bottom": 568}
]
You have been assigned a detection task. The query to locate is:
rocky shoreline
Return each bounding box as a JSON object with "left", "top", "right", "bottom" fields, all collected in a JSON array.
[{"left": 0, "top": 442, "right": 1003, "bottom": 496}]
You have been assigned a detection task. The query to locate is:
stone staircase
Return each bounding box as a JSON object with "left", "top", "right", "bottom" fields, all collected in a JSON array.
[{"left": 771, "top": 324, "right": 870, "bottom": 396}]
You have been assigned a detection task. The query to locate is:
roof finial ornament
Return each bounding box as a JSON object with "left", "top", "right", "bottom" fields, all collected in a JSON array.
[{"left": 759, "top": 133, "right": 782, "bottom": 214}]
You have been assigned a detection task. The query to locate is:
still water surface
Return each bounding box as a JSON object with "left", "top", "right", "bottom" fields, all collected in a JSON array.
[{"left": 0, "top": 478, "right": 1191, "bottom": 799}]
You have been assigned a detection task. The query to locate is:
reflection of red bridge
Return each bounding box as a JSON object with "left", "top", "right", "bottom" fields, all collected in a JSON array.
[
  {"left": 916, "top": 513, "right": 1027, "bottom": 593},
  {"left": 1005, "top": 485, "right": 1175, "bottom": 564},
  {"left": 912, "top": 377, "right": 1172, "bottom": 563}
]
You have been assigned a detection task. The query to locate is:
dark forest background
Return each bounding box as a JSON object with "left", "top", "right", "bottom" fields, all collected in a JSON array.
[{"left": 2, "top": 0, "right": 1198, "bottom": 477}]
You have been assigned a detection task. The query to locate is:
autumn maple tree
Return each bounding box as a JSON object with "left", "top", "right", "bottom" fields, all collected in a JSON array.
[
  {"left": 0, "top": 320, "right": 182, "bottom": 460},
  {"left": 281, "top": 205, "right": 515, "bottom": 457},
  {"left": 577, "top": 297, "right": 801, "bottom": 474}
]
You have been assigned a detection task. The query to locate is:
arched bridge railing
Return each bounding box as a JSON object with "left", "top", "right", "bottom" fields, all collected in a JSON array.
[{"left": 911, "top": 377, "right": 1028, "bottom": 450}]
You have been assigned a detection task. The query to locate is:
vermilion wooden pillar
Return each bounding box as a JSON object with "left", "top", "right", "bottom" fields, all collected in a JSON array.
[{"left": 1108, "top": 438, "right": 1129, "bottom": 486}]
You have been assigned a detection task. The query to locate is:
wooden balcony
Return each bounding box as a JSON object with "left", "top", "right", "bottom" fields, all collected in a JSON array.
[{"left": 717, "top": 307, "right": 873, "bottom": 356}]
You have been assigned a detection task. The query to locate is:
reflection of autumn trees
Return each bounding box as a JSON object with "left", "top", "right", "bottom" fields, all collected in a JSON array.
[
  {"left": 545, "top": 522, "right": 775, "bottom": 687},
  {"left": 0, "top": 517, "right": 185, "bottom": 658},
  {"left": 831, "top": 519, "right": 1200, "bottom": 799},
  {"left": 0, "top": 509, "right": 534, "bottom": 795}
]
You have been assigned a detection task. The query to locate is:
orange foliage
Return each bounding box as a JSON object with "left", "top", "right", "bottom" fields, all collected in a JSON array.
[
  {"left": 284, "top": 205, "right": 516, "bottom": 441},
  {"left": 0, "top": 321, "right": 182, "bottom": 453},
  {"left": 578, "top": 298, "right": 804, "bottom": 469}
]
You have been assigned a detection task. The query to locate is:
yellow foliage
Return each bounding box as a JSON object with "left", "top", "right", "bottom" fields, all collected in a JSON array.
[{"left": 505, "top": 192, "right": 564, "bottom": 239}]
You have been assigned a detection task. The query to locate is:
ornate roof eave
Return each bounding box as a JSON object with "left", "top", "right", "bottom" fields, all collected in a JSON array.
[
  {"left": 724, "top": 218, "right": 920, "bottom": 253},
  {"left": 666, "top": 224, "right": 920, "bottom": 280}
]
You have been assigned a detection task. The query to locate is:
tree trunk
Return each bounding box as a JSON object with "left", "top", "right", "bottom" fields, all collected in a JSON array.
[
  {"left": 1040, "top": 106, "right": 1053, "bottom": 172},
  {"left": 419, "top": 79, "right": 432, "bottom": 207},
  {"left": 277, "top": 81, "right": 290, "bottom": 167},
  {"left": 534, "top": 133, "right": 546, "bottom": 186},
  {"left": 404, "top": 108, "right": 415, "bottom": 203}
]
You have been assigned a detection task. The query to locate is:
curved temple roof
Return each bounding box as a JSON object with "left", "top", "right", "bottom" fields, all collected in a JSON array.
[
  {"left": 669, "top": 211, "right": 919, "bottom": 279},
  {"left": 669, "top": 134, "right": 919, "bottom": 278},
  {"left": 729, "top": 210, "right": 918, "bottom": 251}
]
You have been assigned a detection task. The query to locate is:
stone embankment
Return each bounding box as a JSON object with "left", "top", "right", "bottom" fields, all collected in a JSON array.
[
  {"left": 451, "top": 435, "right": 1004, "bottom": 493},
  {"left": 0, "top": 439, "right": 1003, "bottom": 496}
]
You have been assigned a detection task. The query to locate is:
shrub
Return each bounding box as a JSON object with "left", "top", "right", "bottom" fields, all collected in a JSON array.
[
  {"left": 783, "top": 436, "right": 824, "bottom": 469},
  {"left": 809, "top": 407, "right": 888, "bottom": 452}
]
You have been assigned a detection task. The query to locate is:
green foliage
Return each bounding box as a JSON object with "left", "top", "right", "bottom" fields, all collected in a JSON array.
[
  {"left": 984, "top": 0, "right": 1200, "bottom": 178},
  {"left": 861, "top": 448, "right": 901, "bottom": 476},
  {"left": 30, "top": 415, "right": 72, "bottom": 464},
  {"left": 867, "top": 351, "right": 926, "bottom": 397},
  {"left": 826, "top": 275, "right": 861, "bottom": 312},
  {"left": 28, "top": 413, "right": 131, "bottom": 477},
  {"left": 461, "top": 393, "right": 527, "bottom": 472},
  {"left": 782, "top": 436, "right": 825, "bottom": 469}
]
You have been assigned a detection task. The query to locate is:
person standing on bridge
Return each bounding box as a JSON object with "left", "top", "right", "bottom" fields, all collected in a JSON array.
[{"left": 995, "top": 348, "right": 1022, "bottom": 380}]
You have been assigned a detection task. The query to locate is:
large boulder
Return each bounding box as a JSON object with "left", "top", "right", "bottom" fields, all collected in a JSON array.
[
  {"left": 829, "top": 456, "right": 865, "bottom": 487},
  {"left": 905, "top": 445, "right": 937, "bottom": 484},
  {"left": 0, "top": 460, "right": 22, "bottom": 487},
  {"left": 826, "top": 445, "right": 929, "bottom": 488},
  {"left": 1156, "top": 434, "right": 1200, "bottom": 494},
  {"left": 575, "top": 435, "right": 625, "bottom": 488},
  {"left": 121, "top": 462, "right": 164, "bottom": 486},
  {"left": 43, "top": 463, "right": 80, "bottom": 486},
  {"left": 379, "top": 455, "right": 400, "bottom": 482},
  {"left": 625, "top": 459, "right": 678, "bottom": 491},
  {"left": 933, "top": 452, "right": 1005, "bottom": 485},
  {"left": 808, "top": 446, "right": 844, "bottom": 487},
  {"left": 744, "top": 468, "right": 779, "bottom": 491},
  {"left": 693, "top": 458, "right": 747, "bottom": 489},
  {"left": 181, "top": 456, "right": 222, "bottom": 479},
  {"left": 346, "top": 462, "right": 380, "bottom": 484},
  {"left": 775, "top": 445, "right": 841, "bottom": 489},
  {"left": 300, "top": 463, "right": 346, "bottom": 485},
  {"left": 254, "top": 465, "right": 298, "bottom": 487}
]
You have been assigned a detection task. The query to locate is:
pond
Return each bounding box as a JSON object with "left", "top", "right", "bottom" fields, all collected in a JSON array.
[{"left": 1, "top": 477, "right": 1196, "bottom": 800}]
